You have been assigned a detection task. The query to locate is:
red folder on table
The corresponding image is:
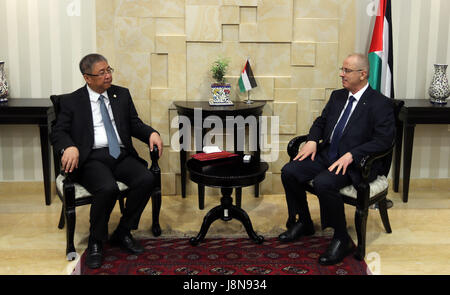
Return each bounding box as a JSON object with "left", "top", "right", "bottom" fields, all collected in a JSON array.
[{"left": 191, "top": 151, "right": 239, "bottom": 162}]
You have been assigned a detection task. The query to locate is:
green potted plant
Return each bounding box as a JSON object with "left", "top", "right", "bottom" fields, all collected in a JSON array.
[
  {"left": 211, "top": 57, "right": 229, "bottom": 84},
  {"left": 210, "top": 57, "right": 233, "bottom": 105}
]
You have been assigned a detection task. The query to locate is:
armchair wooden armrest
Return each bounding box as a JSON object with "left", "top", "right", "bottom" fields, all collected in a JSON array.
[
  {"left": 287, "top": 135, "right": 308, "bottom": 160},
  {"left": 358, "top": 143, "right": 395, "bottom": 181}
]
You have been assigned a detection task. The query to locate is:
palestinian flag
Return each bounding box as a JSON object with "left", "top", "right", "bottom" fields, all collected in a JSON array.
[
  {"left": 238, "top": 60, "right": 257, "bottom": 92},
  {"left": 368, "top": 0, "right": 394, "bottom": 98}
]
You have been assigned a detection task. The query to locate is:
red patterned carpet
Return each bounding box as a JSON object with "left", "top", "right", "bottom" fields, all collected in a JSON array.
[{"left": 79, "top": 236, "right": 369, "bottom": 275}]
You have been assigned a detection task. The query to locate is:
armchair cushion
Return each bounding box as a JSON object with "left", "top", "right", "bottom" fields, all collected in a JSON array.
[
  {"left": 56, "top": 174, "right": 129, "bottom": 200},
  {"left": 339, "top": 175, "right": 388, "bottom": 198},
  {"left": 307, "top": 175, "right": 388, "bottom": 199}
]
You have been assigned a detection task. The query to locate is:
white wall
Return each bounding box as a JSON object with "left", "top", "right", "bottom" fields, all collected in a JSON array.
[
  {"left": 356, "top": 0, "right": 450, "bottom": 179},
  {"left": 0, "top": 0, "right": 96, "bottom": 181}
]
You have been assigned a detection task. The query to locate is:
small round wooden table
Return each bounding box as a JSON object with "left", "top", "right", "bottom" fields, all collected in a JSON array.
[{"left": 186, "top": 156, "right": 268, "bottom": 246}]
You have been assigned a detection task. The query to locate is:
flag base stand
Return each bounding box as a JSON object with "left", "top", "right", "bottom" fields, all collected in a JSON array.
[{"left": 245, "top": 91, "right": 254, "bottom": 104}]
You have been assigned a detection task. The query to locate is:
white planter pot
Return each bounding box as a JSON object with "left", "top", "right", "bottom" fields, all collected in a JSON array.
[{"left": 210, "top": 83, "right": 233, "bottom": 105}]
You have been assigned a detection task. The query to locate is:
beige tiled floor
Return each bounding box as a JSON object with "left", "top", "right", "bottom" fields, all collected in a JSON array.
[{"left": 0, "top": 181, "right": 449, "bottom": 275}]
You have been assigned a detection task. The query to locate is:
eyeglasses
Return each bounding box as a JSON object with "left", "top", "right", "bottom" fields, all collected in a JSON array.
[
  {"left": 339, "top": 67, "right": 363, "bottom": 74},
  {"left": 84, "top": 67, "right": 114, "bottom": 77}
]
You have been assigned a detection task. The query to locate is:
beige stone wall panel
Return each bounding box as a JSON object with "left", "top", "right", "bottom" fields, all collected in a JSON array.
[
  {"left": 270, "top": 150, "right": 290, "bottom": 173},
  {"left": 115, "top": 0, "right": 183, "bottom": 18},
  {"left": 187, "top": 0, "right": 222, "bottom": 5},
  {"left": 155, "top": 35, "right": 187, "bottom": 55},
  {"left": 150, "top": 98, "right": 172, "bottom": 145},
  {"left": 114, "top": 52, "right": 151, "bottom": 101},
  {"left": 312, "top": 42, "right": 340, "bottom": 88},
  {"left": 222, "top": 0, "right": 258, "bottom": 5},
  {"left": 161, "top": 172, "right": 177, "bottom": 195},
  {"left": 96, "top": 0, "right": 115, "bottom": 31},
  {"left": 115, "top": 17, "right": 156, "bottom": 52},
  {"left": 256, "top": 0, "right": 293, "bottom": 42},
  {"left": 291, "top": 42, "right": 316, "bottom": 66},
  {"left": 273, "top": 88, "right": 297, "bottom": 102},
  {"left": 221, "top": 42, "right": 256, "bottom": 77},
  {"left": 240, "top": 7, "right": 257, "bottom": 23},
  {"left": 293, "top": 18, "right": 339, "bottom": 43},
  {"left": 186, "top": 5, "right": 222, "bottom": 42},
  {"left": 310, "top": 88, "right": 326, "bottom": 101},
  {"left": 115, "top": 0, "right": 154, "bottom": 17},
  {"left": 186, "top": 43, "right": 222, "bottom": 100},
  {"left": 291, "top": 67, "right": 313, "bottom": 88},
  {"left": 260, "top": 172, "right": 273, "bottom": 195},
  {"left": 239, "top": 23, "right": 258, "bottom": 42},
  {"left": 222, "top": 25, "right": 240, "bottom": 42},
  {"left": 274, "top": 76, "right": 292, "bottom": 89},
  {"left": 271, "top": 174, "right": 284, "bottom": 194},
  {"left": 168, "top": 149, "right": 181, "bottom": 174},
  {"left": 133, "top": 99, "right": 152, "bottom": 125},
  {"left": 153, "top": 0, "right": 185, "bottom": 18},
  {"left": 253, "top": 43, "right": 291, "bottom": 76},
  {"left": 151, "top": 54, "right": 168, "bottom": 88},
  {"left": 294, "top": 0, "right": 339, "bottom": 18},
  {"left": 97, "top": 33, "right": 116, "bottom": 68},
  {"left": 156, "top": 18, "right": 186, "bottom": 36},
  {"left": 248, "top": 77, "right": 274, "bottom": 101},
  {"left": 273, "top": 101, "right": 297, "bottom": 134},
  {"left": 168, "top": 52, "right": 187, "bottom": 91},
  {"left": 221, "top": 5, "right": 240, "bottom": 24}
]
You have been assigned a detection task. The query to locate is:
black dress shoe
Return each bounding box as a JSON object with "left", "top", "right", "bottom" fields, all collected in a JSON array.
[
  {"left": 110, "top": 231, "right": 144, "bottom": 254},
  {"left": 285, "top": 217, "right": 296, "bottom": 230},
  {"left": 86, "top": 240, "right": 103, "bottom": 269},
  {"left": 318, "top": 238, "right": 354, "bottom": 265},
  {"left": 278, "top": 221, "right": 315, "bottom": 243}
]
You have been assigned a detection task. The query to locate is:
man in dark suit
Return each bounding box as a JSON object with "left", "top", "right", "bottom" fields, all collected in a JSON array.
[
  {"left": 278, "top": 53, "right": 395, "bottom": 265},
  {"left": 51, "top": 53, "right": 163, "bottom": 269}
]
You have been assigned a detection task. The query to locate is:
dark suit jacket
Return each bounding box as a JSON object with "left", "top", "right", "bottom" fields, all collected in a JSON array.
[
  {"left": 307, "top": 85, "right": 395, "bottom": 184},
  {"left": 50, "top": 84, "right": 157, "bottom": 169}
]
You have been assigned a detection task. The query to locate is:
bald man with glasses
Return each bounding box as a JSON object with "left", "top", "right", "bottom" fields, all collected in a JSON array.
[
  {"left": 278, "top": 53, "right": 395, "bottom": 265},
  {"left": 51, "top": 53, "right": 163, "bottom": 269}
]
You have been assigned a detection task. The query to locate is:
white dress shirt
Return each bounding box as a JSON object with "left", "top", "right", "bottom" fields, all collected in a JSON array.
[
  {"left": 329, "top": 83, "right": 369, "bottom": 141},
  {"left": 86, "top": 85, "right": 124, "bottom": 149}
]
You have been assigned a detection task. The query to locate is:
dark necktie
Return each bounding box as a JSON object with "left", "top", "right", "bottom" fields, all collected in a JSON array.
[
  {"left": 328, "top": 96, "right": 356, "bottom": 161},
  {"left": 99, "top": 95, "right": 121, "bottom": 159}
]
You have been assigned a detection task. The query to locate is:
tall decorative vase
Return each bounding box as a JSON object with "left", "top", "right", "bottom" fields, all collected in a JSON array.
[
  {"left": 0, "top": 61, "right": 8, "bottom": 103},
  {"left": 429, "top": 64, "right": 450, "bottom": 105}
]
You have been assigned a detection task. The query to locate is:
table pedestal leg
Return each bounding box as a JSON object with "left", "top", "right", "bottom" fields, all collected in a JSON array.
[
  {"left": 402, "top": 123, "right": 415, "bottom": 203},
  {"left": 235, "top": 187, "right": 242, "bottom": 208},
  {"left": 39, "top": 124, "right": 52, "bottom": 205},
  {"left": 189, "top": 187, "right": 264, "bottom": 246},
  {"left": 180, "top": 149, "right": 186, "bottom": 199},
  {"left": 393, "top": 120, "right": 403, "bottom": 192}
]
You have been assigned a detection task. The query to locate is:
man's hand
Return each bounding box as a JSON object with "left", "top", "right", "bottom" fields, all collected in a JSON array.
[
  {"left": 328, "top": 152, "right": 353, "bottom": 175},
  {"left": 294, "top": 141, "right": 317, "bottom": 161},
  {"left": 149, "top": 132, "right": 163, "bottom": 158},
  {"left": 61, "top": 146, "right": 79, "bottom": 173}
]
